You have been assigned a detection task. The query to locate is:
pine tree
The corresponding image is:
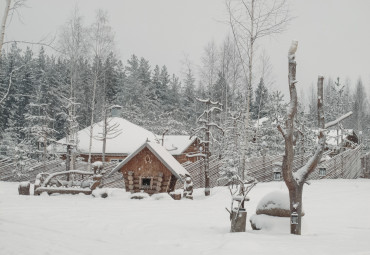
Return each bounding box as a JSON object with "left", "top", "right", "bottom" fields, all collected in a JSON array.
[{"left": 252, "top": 77, "right": 268, "bottom": 119}]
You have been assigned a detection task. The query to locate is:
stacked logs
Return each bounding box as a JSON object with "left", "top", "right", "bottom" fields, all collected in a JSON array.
[
  {"left": 125, "top": 171, "right": 168, "bottom": 194},
  {"left": 127, "top": 171, "right": 134, "bottom": 192},
  {"left": 153, "top": 172, "right": 163, "bottom": 192}
]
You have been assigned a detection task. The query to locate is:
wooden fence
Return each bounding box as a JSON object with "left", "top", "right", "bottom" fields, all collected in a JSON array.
[
  {"left": 309, "top": 145, "right": 363, "bottom": 180},
  {"left": 0, "top": 158, "right": 123, "bottom": 187},
  {"left": 177, "top": 155, "right": 222, "bottom": 189},
  {"left": 1, "top": 145, "right": 364, "bottom": 191},
  {"left": 246, "top": 145, "right": 363, "bottom": 182},
  {"left": 178, "top": 145, "right": 364, "bottom": 190},
  {"left": 361, "top": 152, "right": 370, "bottom": 179}
]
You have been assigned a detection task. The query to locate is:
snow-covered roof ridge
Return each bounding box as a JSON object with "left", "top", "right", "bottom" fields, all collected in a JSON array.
[{"left": 107, "top": 141, "right": 190, "bottom": 181}]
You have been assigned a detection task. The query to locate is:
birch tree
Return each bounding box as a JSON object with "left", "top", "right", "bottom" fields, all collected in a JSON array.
[
  {"left": 226, "top": 0, "right": 291, "bottom": 179},
  {"left": 87, "top": 10, "right": 114, "bottom": 170},
  {"left": 59, "top": 7, "right": 89, "bottom": 170},
  {"left": 0, "top": 0, "right": 12, "bottom": 58}
]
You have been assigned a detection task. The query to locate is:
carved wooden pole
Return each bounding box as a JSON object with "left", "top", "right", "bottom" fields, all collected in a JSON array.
[{"left": 317, "top": 76, "right": 324, "bottom": 129}]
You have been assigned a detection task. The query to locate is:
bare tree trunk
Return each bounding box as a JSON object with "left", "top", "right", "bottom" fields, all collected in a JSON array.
[
  {"left": 278, "top": 42, "right": 327, "bottom": 235},
  {"left": 102, "top": 107, "right": 107, "bottom": 164},
  {"left": 0, "top": 0, "right": 11, "bottom": 58},
  {"left": 87, "top": 75, "right": 98, "bottom": 171},
  {"left": 66, "top": 144, "right": 71, "bottom": 171}
]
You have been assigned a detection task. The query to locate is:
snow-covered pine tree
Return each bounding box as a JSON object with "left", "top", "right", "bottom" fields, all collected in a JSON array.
[
  {"left": 23, "top": 102, "right": 57, "bottom": 170},
  {"left": 252, "top": 77, "right": 269, "bottom": 119}
]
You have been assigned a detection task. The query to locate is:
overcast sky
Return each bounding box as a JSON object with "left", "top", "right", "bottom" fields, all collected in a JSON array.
[{"left": 2, "top": 0, "right": 370, "bottom": 101}]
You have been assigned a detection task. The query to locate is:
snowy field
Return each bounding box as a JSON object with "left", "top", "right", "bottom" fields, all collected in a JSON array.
[{"left": 1, "top": 179, "right": 370, "bottom": 255}]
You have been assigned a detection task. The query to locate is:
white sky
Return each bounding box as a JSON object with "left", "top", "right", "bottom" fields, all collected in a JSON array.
[{"left": 2, "top": 0, "right": 370, "bottom": 101}]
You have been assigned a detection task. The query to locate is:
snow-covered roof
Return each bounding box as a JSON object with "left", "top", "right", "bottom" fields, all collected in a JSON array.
[
  {"left": 158, "top": 135, "right": 197, "bottom": 155},
  {"left": 324, "top": 129, "right": 355, "bottom": 146},
  {"left": 51, "top": 117, "right": 158, "bottom": 155},
  {"left": 108, "top": 141, "right": 190, "bottom": 181}
]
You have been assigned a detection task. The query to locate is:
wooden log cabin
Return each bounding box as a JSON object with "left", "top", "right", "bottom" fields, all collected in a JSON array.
[
  {"left": 107, "top": 141, "right": 190, "bottom": 194},
  {"left": 51, "top": 118, "right": 201, "bottom": 165}
]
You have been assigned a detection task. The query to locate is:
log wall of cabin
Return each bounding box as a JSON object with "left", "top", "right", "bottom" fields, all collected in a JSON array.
[
  {"left": 119, "top": 147, "right": 175, "bottom": 194},
  {"left": 174, "top": 139, "right": 201, "bottom": 164},
  {"left": 78, "top": 154, "right": 127, "bottom": 163}
]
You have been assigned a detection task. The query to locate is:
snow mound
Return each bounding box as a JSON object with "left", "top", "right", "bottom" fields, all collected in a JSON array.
[
  {"left": 256, "top": 191, "right": 304, "bottom": 217},
  {"left": 92, "top": 188, "right": 130, "bottom": 199},
  {"left": 151, "top": 193, "right": 173, "bottom": 200}
]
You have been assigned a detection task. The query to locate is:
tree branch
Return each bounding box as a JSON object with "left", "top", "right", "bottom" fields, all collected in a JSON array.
[
  {"left": 324, "top": 111, "right": 353, "bottom": 129},
  {"left": 0, "top": 65, "right": 24, "bottom": 106}
]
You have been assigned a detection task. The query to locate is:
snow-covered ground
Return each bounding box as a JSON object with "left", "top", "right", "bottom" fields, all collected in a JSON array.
[{"left": 1, "top": 179, "right": 370, "bottom": 255}]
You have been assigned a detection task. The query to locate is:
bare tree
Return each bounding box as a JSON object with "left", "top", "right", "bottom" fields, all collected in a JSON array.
[
  {"left": 226, "top": 0, "right": 291, "bottom": 179},
  {"left": 86, "top": 10, "right": 115, "bottom": 170},
  {"left": 0, "top": 0, "right": 26, "bottom": 105},
  {"left": 0, "top": 0, "right": 12, "bottom": 56},
  {"left": 0, "top": 0, "right": 27, "bottom": 57},
  {"left": 95, "top": 105, "right": 122, "bottom": 165},
  {"left": 59, "top": 6, "right": 89, "bottom": 170},
  {"left": 199, "top": 41, "right": 219, "bottom": 98},
  {"left": 278, "top": 41, "right": 352, "bottom": 235},
  {"left": 191, "top": 98, "right": 224, "bottom": 196}
]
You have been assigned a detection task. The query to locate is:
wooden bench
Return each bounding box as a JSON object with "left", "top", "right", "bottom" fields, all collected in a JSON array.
[{"left": 34, "top": 170, "right": 102, "bottom": 195}]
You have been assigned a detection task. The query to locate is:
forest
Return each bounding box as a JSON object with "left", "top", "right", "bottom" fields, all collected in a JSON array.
[
  {"left": 0, "top": 2, "right": 369, "bottom": 172},
  {"left": 0, "top": 8, "right": 370, "bottom": 164}
]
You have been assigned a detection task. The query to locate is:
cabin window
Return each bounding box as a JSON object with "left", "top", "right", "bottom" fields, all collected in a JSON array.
[
  {"left": 141, "top": 177, "right": 152, "bottom": 189},
  {"left": 110, "top": 159, "right": 123, "bottom": 163}
]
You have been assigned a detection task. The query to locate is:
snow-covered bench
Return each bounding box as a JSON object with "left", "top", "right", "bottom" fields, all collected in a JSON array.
[{"left": 34, "top": 170, "right": 102, "bottom": 195}]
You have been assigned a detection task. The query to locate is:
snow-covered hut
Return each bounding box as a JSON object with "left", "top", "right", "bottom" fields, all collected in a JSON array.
[{"left": 107, "top": 141, "right": 190, "bottom": 194}]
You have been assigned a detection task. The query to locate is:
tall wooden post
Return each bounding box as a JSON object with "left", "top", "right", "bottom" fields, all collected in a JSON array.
[{"left": 204, "top": 102, "right": 211, "bottom": 196}]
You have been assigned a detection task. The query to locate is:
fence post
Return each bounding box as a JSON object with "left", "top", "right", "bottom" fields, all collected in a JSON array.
[{"left": 341, "top": 153, "right": 344, "bottom": 178}]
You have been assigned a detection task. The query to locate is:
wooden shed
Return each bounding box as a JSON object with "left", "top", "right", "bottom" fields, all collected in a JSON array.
[
  {"left": 107, "top": 141, "right": 190, "bottom": 195},
  {"left": 161, "top": 135, "right": 201, "bottom": 164}
]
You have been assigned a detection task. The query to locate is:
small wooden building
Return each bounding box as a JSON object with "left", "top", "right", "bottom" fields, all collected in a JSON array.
[
  {"left": 108, "top": 141, "right": 190, "bottom": 194},
  {"left": 161, "top": 135, "right": 201, "bottom": 164}
]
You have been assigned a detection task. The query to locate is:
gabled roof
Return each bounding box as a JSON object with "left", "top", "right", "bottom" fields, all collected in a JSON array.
[
  {"left": 108, "top": 141, "right": 190, "bottom": 181},
  {"left": 51, "top": 117, "right": 158, "bottom": 155},
  {"left": 159, "top": 135, "right": 197, "bottom": 155}
]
